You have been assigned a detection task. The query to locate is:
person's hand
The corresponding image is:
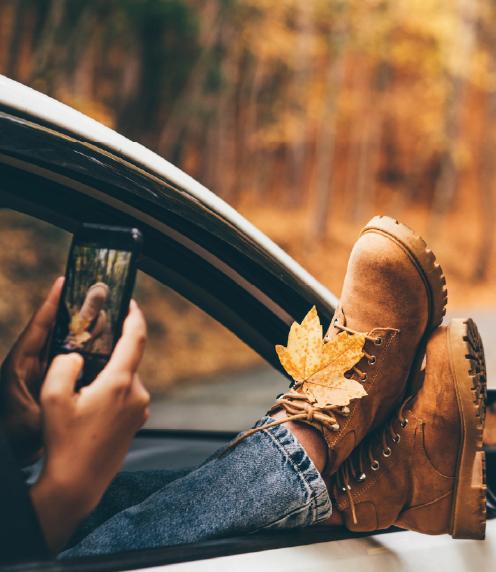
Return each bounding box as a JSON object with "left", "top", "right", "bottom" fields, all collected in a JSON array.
[
  {"left": 30, "top": 301, "right": 150, "bottom": 553},
  {"left": 0, "top": 277, "right": 64, "bottom": 466}
]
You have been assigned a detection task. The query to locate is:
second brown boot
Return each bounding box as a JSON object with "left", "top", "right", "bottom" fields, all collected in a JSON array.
[{"left": 332, "top": 319, "right": 487, "bottom": 539}]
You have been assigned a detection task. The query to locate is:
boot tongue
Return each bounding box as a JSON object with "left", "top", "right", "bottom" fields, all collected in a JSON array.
[{"left": 324, "top": 306, "right": 347, "bottom": 341}]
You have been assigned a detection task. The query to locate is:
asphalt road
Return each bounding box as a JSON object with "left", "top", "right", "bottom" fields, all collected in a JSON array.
[
  {"left": 147, "top": 365, "right": 287, "bottom": 432},
  {"left": 147, "top": 309, "right": 496, "bottom": 432}
]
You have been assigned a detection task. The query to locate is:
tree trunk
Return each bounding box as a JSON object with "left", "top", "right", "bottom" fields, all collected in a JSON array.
[
  {"left": 352, "top": 58, "right": 392, "bottom": 222},
  {"left": 473, "top": 16, "right": 496, "bottom": 281},
  {"left": 5, "top": 0, "right": 28, "bottom": 79},
  {"left": 286, "top": 2, "right": 314, "bottom": 207},
  {"left": 430, "top": 0, "right": 478, "bottom": 222},
  {"left": 312, "top": 49, "right": 347, "bottom": 239},
  {"left": 156, "top": 1, "right": 221, "bottom": 156},
  {"left": 30, "top": 0, "right": 66, "bottom": 92}
]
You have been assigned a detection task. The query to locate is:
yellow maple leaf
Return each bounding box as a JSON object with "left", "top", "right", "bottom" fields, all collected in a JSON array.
[{"left": 276, "top": 306, "right": 367, "bottom": 407}]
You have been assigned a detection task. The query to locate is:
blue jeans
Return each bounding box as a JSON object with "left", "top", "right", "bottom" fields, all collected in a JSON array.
[{"left": 60, "top": 417, "right": 332, "bottom": 557}]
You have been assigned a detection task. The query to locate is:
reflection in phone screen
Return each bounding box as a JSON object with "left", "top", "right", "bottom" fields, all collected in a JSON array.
[{"left": 54, "top": 244, "right": 131, "bottom": 358}]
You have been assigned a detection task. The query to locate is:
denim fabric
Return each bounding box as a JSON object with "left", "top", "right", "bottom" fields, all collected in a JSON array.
[
  {"left": 60, "top": 417, "right": 331, "bottom": 558},
  {"left": 66, "top": 469, "right": 189, "bottom": 549}
]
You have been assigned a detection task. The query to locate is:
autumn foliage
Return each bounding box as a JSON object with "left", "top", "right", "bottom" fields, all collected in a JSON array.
[{"left": 1, "top": 0, "right": 496, "bottom": 390}]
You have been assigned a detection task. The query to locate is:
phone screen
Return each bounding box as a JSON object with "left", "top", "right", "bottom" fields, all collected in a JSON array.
[{"left": 51, "top": 240, "right": 137, "bottom": 388}]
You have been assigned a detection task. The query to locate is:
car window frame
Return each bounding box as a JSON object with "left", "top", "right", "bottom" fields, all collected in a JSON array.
[{"left": 0, "top": 107, "right": 337, "bottom": 376}]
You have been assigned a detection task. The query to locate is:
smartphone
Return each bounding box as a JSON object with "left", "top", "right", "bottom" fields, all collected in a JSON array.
[{"left": 50, "top": 224, "right": 143, "bottom": 387}]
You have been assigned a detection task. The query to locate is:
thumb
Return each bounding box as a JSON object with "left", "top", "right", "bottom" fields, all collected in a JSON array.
[{"left": 41, "top": 354, "right": 84, "bottom": 404}]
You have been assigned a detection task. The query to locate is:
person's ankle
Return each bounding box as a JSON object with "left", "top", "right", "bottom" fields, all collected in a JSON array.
[{"left": 272, "top": 409, "right": 327, "bottom": 473}]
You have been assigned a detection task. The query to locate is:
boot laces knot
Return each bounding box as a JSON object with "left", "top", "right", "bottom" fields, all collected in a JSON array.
[{"left": 227, "top": 321, "right": 375, "bottom": 449}]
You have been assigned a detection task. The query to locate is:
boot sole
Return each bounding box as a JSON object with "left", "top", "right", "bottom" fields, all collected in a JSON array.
[
  {"left": 449, "top": 318, "right": 487, "bottom": 539},
  {"left": 361, "top": 215, "right": 448, "bottom": 392}
]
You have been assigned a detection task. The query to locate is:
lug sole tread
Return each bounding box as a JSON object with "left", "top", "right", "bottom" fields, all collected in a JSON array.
[
  {"left": 361, "top": 215, "right": 448, "bottom": 333},
  {"left": 450, "top": 318, "right": 487, "bottom": 540}
]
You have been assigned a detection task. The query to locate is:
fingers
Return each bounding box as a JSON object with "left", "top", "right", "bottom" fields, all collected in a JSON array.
[
  {"left": 41, "top": 354, "right": 83, "bottom": 405},
  {"left": 103, "top": 300, "right": 147, "bottom": 382},
  {"left": 21, "top": 277, "right": 64, "bottom": 353}
]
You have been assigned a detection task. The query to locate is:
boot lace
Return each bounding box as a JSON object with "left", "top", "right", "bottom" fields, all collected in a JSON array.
[
  {"left": 335, "top": 399, "right": 411, "bottom": 525},
  {"left": 226, "top": 322, "right": 382, "bottom": 450}
]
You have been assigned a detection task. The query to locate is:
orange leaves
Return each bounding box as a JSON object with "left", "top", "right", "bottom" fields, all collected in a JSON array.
[{"left": 276, "top": 306, "right": 367, "bottom": 407}]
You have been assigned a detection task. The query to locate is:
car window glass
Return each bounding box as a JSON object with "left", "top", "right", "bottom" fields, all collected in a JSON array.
[
  {"left": 135, "top": 271, "right": 287, "bottom": 432},
  {"left": 0, "top": 209, "right": 287, "bottom": 432},
  {"left": 0, "top": 210, "right": 70, "bottom": 349}
]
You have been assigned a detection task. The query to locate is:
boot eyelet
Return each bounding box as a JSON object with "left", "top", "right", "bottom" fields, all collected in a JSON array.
[
  {"left": 382, "top": 447, "right": 392, "bottom": 457},
  {"left": 371, "top": 460, "right": 380, "bottom": 471},
  {"left": 374, "top": 337, "right": 383, "bottom": 346},
  {"left": 344, "top": 371, "right": 352, "bottom": 379},
  {"left": 393, "top": 433, "right": 401, "bottom": 444},
  {"left": 331, "top": 423, "right": 340, "bottom": 431},
  {"left": 356, "top": 472, "right": 367, "bottom": 482},
  {"left": 361, "top": 373, "right": 368, "bottom": 382},
  {"left": 400, "top": 419, "right": 409, "bottom": 429},
  {"left": 368, "top": 356, "right": 376, "bottom": 365}
]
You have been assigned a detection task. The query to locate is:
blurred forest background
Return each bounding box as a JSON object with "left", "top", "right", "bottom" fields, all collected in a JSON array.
[{"left": 1, "top": 0, "right": 496, "bottom": 394}]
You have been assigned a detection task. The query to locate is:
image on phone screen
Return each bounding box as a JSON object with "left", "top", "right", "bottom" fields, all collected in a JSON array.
[{"left": 53, "top": 243, "right": 132, "bottom": 359}]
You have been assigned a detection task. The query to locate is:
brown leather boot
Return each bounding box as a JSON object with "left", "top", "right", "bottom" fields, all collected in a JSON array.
[
  {"left": 332, "top": 319, "right": 487, "bottom": 539},
  {"left": 317, "top": 215, "right": 448, "bottom": 474},
  {"left": 231, "top": 216, "right": 448, "bottom": 475}
]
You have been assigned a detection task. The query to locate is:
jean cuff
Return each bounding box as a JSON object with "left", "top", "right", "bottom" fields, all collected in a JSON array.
[{"left": 254, "top": 416, "right": 332, "bottom": 524}]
